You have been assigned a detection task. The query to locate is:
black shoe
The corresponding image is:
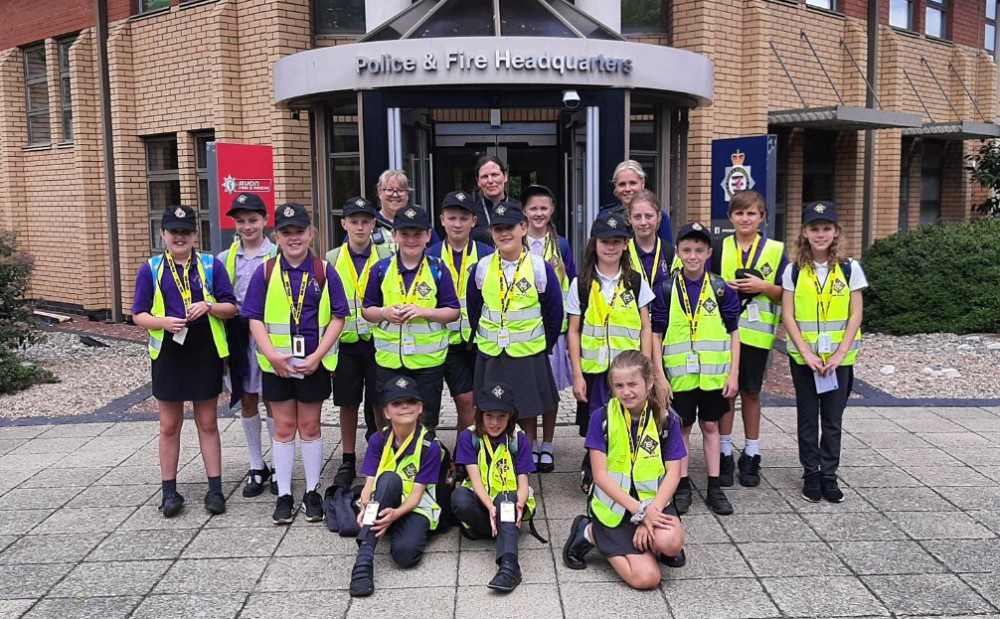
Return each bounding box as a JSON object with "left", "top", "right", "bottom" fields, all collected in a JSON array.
[
  {"left": 204, "top": 490, "right": 227, "bottom": 515},
  {"left": 719, "top": 453, "right": 735, "bottom": 487},
  {"left": 801, "top": 472, "right": 822, "bottom": 503},
  {"left": 487, "top": 556, "right": 522, "bottom": 593},
  {"left": 658, "top": 549, "right": 686, "bottom": 568},
  {"left": 672, "top": 484, "right": 692, "bottom": 515},
  {"left": 273, "top": 494, "right": 295, "bottom": 525},
  {"left": 243, "top": 466, "right": 272, "bottom": 498},
  {"left": 705, "top": 486, "right": 734, "bottom": 515},
  {"left": 333, "top": 460, "right": 356, "bottom": 490},
  {"left": 538, "top": 449, "right": 554, "bottom": 474},
  {"left": 562, "top": 515, "right": 594, "bottom": 570},
  {"left": 159, "top": 491, "right": 185, "bottom": 518},
  {"left": 738, "top": 453, "right": 762, "bottom": 488},
  {"left": 821, "top": 477, "right": 845, "bottom": 503},
  {"left": 349, "top": 555, "right": 375, "bottom": 598},
  {"left": 302, "top": 489, "right": 324, "bottom": 522}
]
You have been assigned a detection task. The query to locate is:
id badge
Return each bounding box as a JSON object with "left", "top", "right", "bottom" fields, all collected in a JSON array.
[
  {"left": 746, "top": 302, "right": 761, "bottom": 323},
  {"left": 402, "top": 334, "right": 416, "bottom": 355},
  {"left": 172, "top": 327, "right": 188, "bottom": 345},
  {"left": 497, "top": 327, "right": 511, "bottom": 349},
  {"left": 499, "top": 501, "right": 516, "bottom": 523},
  {"left": 292, "top": 335, "right": 306, "bottom": 358},
  {"left": 818, "top": 333, "right": 833, "bottom": 354},
  {"left": 357, "top": 321, "right": 369, "bottom": 336},
  {"left": 686, "top": 353, "right": 700, "bottom": 373},
  {"left": 362, "top": 501, "right": 380, "bottom": 526}
]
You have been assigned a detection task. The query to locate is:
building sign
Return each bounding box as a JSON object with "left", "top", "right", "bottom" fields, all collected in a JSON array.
[
  {"left": 206, "top": 142, "right": 275, "bottom": 253},
  {"left": 711, "top": 135, "right": 777, "bottom": 237},
  {"left": 356, "top": 50, "right": 634, "bottom": 77}
]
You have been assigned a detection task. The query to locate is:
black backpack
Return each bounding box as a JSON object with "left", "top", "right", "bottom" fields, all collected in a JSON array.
[
  {"left": 790, "top": 260, "right": 853, "bottom": 286},
  {"left": 659, "top": 271, "right": 728, "bottom": 319}
]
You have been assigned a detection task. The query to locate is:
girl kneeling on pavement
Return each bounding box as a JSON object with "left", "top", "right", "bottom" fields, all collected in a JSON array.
[
  {"left": 452, "top": 381, "right": 537, "bottom": 593},
  {"left": 563, "top": 351, "right": 686, "bottom": 590},
  {"left": 243, "top": 203, "right": 350, "bottom": 525},
  {"left": 132, "top": 205, "right": 238, "bottom": 518},
  {"left": 350, "top": 375, "right": 444, "bottom": 598}
]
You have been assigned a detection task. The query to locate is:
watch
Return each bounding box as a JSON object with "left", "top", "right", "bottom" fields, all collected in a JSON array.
[
  {"left": 205, "top": 300, "right": 213, "bottom": 312},
  {"left": 630, "top": 498, "right": 653, "bottom": 525}
]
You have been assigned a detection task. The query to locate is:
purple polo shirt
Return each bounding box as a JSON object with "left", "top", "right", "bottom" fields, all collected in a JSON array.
[
  {"left": 340, "top": 244, "right": 377, "bottom": 357},
  {"left": 240, "top": 253, "right": 351, "bottom": 356},
  {"left": 361, "top": 428, "right": 441, "bottom": 486},
  {"left": 585, "top": 404, "right": 687, "bottom": 462},
  {"left": 650, "top": 271, "right": 741, "bottom": 335},
  {"left": 635, "top": 240, "right": 675, "bottom": 289},
  {"left": 361, "top": 256, "right": 460, "bottom": 311},
  {"left": 131, "top": 254, "right": 236, "bottom": 326},
  {"left": 455, "top": 428, "right": 536, "bottom": 476}
]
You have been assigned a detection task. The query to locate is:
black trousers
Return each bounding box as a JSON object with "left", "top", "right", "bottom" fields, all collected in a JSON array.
[
  {"left": 356, "top": 471, "right": 430, "bottom": 568},
  {"left": 450, "top": 486, "right": 520, "bottom": 562},
  {"left": 789, "top": 363, "right": 854, "bottom": 479}
]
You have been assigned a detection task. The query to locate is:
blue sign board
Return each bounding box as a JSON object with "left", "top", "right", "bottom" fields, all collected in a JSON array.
[{"left": 711, "top": 135, "right": 777, "bottom": 238}]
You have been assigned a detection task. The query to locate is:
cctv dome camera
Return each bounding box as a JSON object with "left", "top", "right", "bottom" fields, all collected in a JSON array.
[{"left": 562, "top": 90, "right": 581, "bottom": 109}]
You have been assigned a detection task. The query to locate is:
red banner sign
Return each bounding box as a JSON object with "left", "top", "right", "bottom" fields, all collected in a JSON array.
[{"left": 216, "top": 142, "right": 275, "bottom": 228}]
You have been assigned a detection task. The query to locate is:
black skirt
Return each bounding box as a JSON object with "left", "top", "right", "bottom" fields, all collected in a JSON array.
[
  {"left": 474, "top": 352, "right": 559, "bottom": 418},
  {"left": 151, "top": 321, "right": 224, "bottom": 402},
  {"left": 592, "top": 503, "right": 680, "bottom": 557}
]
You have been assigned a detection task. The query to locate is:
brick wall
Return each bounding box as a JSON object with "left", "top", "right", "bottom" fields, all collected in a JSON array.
[{"left": 0, "top": 0, "right": 131, "bottom": 50}]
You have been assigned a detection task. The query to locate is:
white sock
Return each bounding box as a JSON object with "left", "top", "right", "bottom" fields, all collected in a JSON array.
[
  {"left": 720, "top": 434, "right": 733, "bottom": 457},
  {"left": 273, "top": 440, "right": 295, "bottom": 497},
  {"left": 241, "top": 415, "right": 266, "bottom": 470},
  {"left": 583, "top": 523, "right": 593, "bottom": 544},
  {"left": 745, "top": 439, "right": 760, "bottom": 457},
  {"left": 300, "top": 438, "right": 324, "bottom": 492},
  {"left": 265, "top": 416, "right": 276, "bottom": 446},
  {"left": 532, "top": 439, "right": 542, "bottom": 463},
  {"left": 541, "top": 441, "right": 554, "bottom": 463}
]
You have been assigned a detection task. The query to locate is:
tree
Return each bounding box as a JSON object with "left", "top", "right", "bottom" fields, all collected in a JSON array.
[{"left": 965, "top": 139, "right": 1000, "bottom": 217}]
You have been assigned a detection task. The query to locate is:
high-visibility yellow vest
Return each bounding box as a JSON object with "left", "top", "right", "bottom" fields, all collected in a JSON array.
[
  {"left": 788, "top": 261, "right": 861, "bottom": 366},
  {"left": 440, "top": 242, "right": 479, "bottom": 344},
  {"left": 538, "top": 233, "right": 570, "bottom": 333},
  {"left": 579, "top": 275, "right": 642, "bottom": 374},
  {"left": 477, "top": 252, "right": 546, "bottom": 358},
  {"left": 255, "top": 258, "right": 339, "bottom": 373},
  {"left": 372, "top": 256, "right": 449, "bottom": 369},
  {"left": 460, "top": 426, "right": 537, "bottom": 516},
  {"left": 146, "top": 253, "right": 229, "bottom": 360},
  {"left": 590, "top": 399, "right": 666, "bottom": 528},
  {"left": 327, "top": 243, "right": 391, "bottom": 344},
  {"left": 375, "top": 427, "right": 441, "bottom": 530},
  {"left": 219, "top": 240, "right": 277, "bottom": 291},
  {"left": 661, "top": 273, "right": 731, "bottom": 392},
  {"left": 720, "top": 235, "right": 784, "bottom": 350},
  {"left": 628, "top": 238, "right": 668, "bottom": 288}
]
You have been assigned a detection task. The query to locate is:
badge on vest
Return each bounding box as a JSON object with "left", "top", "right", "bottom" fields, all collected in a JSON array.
[
  {"left": 760, "top": 263, "right": 773, "bottom": 277},
  {"left": 497, "top": 327, "right": 511, "bottom": 348},
  {"left": 620, "top": 290, "right": 635, "bottom": 306},
  {"left": 402, "top": 334, "right": 417, "bottom": 355},
  {"left": 292, "top": 335, "right": 306, "bottom": 358},
  {"left": 357, "top": 321, "right": 369, "bottom": 335},
  {"left": 402, "top": 462, "right": 418, "bottom": 480},
  {"left": 639, "top": 435, "right": 658, "bottom": 455},
  {"left": 746, "top": 302, "right": 761, "bottom": 323},
  {"left": 515, "top": 278, "right": 531, "bottom": 294},
  {"left": 686, "top": 353, "right": 700, "bottom": 373},
  {"left": 832, "top": 278, "right": 846, "bottom": 294},
  {"left": 416, "top": 281, "right": 432, "bottom": 298},
  {"left": 702, "top": 298, "right": 717, "bottom": 314},
  {"left": 500, "top": 500, "right": 516, "bottom": 523},
  {"left": 818, "top": 333, "right": 833, "bottom": 354}
]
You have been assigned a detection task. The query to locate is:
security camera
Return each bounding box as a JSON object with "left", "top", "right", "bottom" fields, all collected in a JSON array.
[{"left": 562, "top": 90, "right": 581, "bottom": 109}]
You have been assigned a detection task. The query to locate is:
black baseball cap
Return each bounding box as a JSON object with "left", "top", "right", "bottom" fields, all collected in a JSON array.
[
  {"left": 802, "top": 201, "right": 839, "bottom": 225},
  {"left": 590, "top": 210, "right": 631, "bottom": 239},
  {"left": 342, "top": 196, "right": 377, "bottom": 218},
  {"left": 521, "top": 184, "right": 555, "bottom": 204},
  {"left": 488, "top": 201, "right": 527, "bottom": 227},
  {"left": 225, "top": 193, "right": 267, "bottom": 217},
  {"left": 393, "top": 206, "right": 432, "bottom": 231},
  {"left": 274, "top": 202, "right": 311, "bottom": 230},
  {"left": 477, "top": 382, "right": 516, "bottom": 414},
  {"left": 382, "top": 375, "right": 423, "bottom": 403},
  {"left": 161, "top": 205, "right": 197, "bottom": 232},
  {"left": 676, "top": 222, "right": 713, "bottom": 245},
  {"left": 440, "top": 190, "right": 476, "bottom": 213}
]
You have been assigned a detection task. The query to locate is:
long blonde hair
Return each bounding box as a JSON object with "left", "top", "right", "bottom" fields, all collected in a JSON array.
[
  {"left": 607, "top": 351, "right": 668, "bottom": 431},
  {"left": 792, "top": 221, "right": 847, "bottom": 267}
]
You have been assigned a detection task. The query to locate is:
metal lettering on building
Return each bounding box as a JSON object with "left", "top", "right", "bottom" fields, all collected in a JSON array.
[{"left": 356, "top": 50, "right": 633, "bottom": 76}]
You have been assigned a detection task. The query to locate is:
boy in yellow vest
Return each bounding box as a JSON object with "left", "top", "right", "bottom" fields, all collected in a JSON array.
[{"left": 651, "top": 223, "right": 741, "bottom": 516}]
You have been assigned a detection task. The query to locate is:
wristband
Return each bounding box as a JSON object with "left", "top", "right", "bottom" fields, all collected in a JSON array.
[{"left": 630, "top": 498, "right": 653, "bottom": 525}]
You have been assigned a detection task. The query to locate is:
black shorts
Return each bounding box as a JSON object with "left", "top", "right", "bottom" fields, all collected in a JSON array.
[
  {"left": 592, "top": 503, "right": 681, "bottom": 557},
  {"left": 333, "top": 351, "right": 378, "bottom": 407},
  {"left": 376, "top": 366, "right": 445, "bottom": 429},
  {"left": 739, "top": 344, "right": 771, "bottom": 395},
  {"left": 262, "top": 367, "right": 332, "bottom": 403},
  {"left": 671, "top": 388, "right": 729, "bottom": 426},
  {"left": 442, "top": 344, "right": 475, "bottom": 396}
]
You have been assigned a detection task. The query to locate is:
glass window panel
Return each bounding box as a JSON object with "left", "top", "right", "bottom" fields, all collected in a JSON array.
[
  {"left": 920, "top": 176, "right": 941, "bottom": 201},
  {"left": 806, "top": 0, "right": 835, "bottom": 9},
  {"left": 362, "top": 0, "right": 443, "bottom": 41},
  {"left": 27, "top": 83, "right": 49, "bottom": 112},
  {"left": 989, "top": 0, "right": 997, "bottom": 20},
  {"left": 147, "top": 138, "right": 179, "bottom": 172},
  {"left": 890, "top": 0, "right": 911, "bottom": 28},
  {"left": 198, "top": 178, "right": 209, "bottom": 212},
  {"left": 544, "top": 0, "right": 619, "bottom": 39},
  {"left": 621, "top": 0, "right": 667, "bottom": 33},
  {"left": 200, "top": 219, "right": 211, "bottom": 250},
  {"left": 139, "top": 0, "right": 169, "bottom": 13},
  {"left": 314, "top": 0, "right": 367, "bottom": 35},
  {"left": 630, "top": 120, "right": 656, "bottom": 152},
  {"left": 500, "top": 0, "right": 575, "bottom": 37},
  {"left": 331, "top": 155, "right": 362, "bottom": 206},
  {"left": 926, "top": 7, "right": 944, "bottom": 37},
  {"left": 63, "top": 110, "right": 72, "bottom": 141},
  {"left": 987, "top": 24, "right": 996, "bottom": 52},
  {"left": 28, "top": 115, "right": 50, "bottom": 144},
  {"left": 919, "top": 201, "right": 940, "bottom": 225},
  {"left": 414, "top": 0, "right": 495, "bottom": 38},
  {"left": 149, "top": 180, "right": 181, "bottom": 211},
  {"left": 331, "top": 122, "right": 359, "bottom": 153},
  {"left": 24, "top": 46, "right": 46, "bottom": 78},
  {"left": 150, "top": 219, "right": 166, "bottom": 251},
  {"left": 194, "top": 132, "right": 214, "bottom": 169}
]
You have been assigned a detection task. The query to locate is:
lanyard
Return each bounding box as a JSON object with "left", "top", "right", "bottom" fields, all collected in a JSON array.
[
  {"left": 806, "top": 263, "right": 836, "bottom": 323},
  {"left": 338, "top": 245, "right": 376, "bottom": 302},
  {"left": 676, "top": 275, "right": 711, "bottom": 342},
  {"left": 542, "top": 232, "right": 561, "bottom": 267},
  {"left": 280, "top": 264, "right": 310, "bottom": 332},
  {"left": 377, "top": 428, "right": 420, "bottom": 476},
  {"left": 442, "top": 242, "right": 476, "bottom": 297},
  {"left": 165, "top": 253, "right": 193, "bottom": 308},
  {"left": 589, "top": 274, "right": 624, "bottom": 328},
  {"left": 497, "top": 250, "right": 528, "bottom": 327},
  {"left": 622, "top": 404, "right": 651, "bottom": 466},
  {"left": 482, "top": 435, "right": 509, "bottom": 492},
  {"left": 631, "top": 238, "right": 661, "bottom": 286},
  {"left": 735, "top": 234, "right": 762, "bottom": 270},
  {"left": 396, "top": 257, "right": 427, "bottom": 304}
]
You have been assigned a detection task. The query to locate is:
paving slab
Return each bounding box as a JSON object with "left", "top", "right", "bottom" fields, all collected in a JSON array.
[
  {"left": 561, "top": 581, "right": 672, "bottom": 618},
  {"left": 23, "top": 595, "right": 139, "bottom": 619},
  {"left": 762, "top": 576, "right": 889, "bottom": 617},
  {"left": 738, "top": 542, "right": 850, "bottom": 577},
  {"left": 862, "top": 574, "right": 997, "bottom": 615},
  {"left": 665, "top": 577, "right": 779, "bottom": 619},
  {"left": 0, "top": 533, "right": 101, "bottom": 564},
  {"left": 86, "top": 528, "right": 197, "bottom": 562},
  {"left": 887, "top": 511, "right": 996, "bottom": 540},
  {"left": 344, "top": 585, "right": 456, "bottom": 618},
  {"left": 830, "top": 540, "right": 948, "bottom": 575},
  {"left": 130, "top": 593, "right": 246, "bottom": 619},
  {"left": 455, "top": 583, "right": 563, "bottom": 619},
  {"left": 240, "top": 591, "right": 351, "bottom": 618},
  {"left": 0, "top": 562, "right": 74, "bottom": 599},
  {"left": 153, "top": 558, "right": 269, "bottom": 594},
  {"left": 49, "top": 560, "right": 173, "bottom": 597}
]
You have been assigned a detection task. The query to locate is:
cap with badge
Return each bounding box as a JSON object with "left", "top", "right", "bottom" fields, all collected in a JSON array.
[
  {"left": 225, "top": 192, "right": 267, "bottom": 217},
  {"left": 521, "top": 184, "right": 555, "bottom": 204},
  {"left": 440, "top": 190, "right": 476, "bottom": 213},
  {"left": 802, "top": 201, "right": 839, "bottom": 225},
  {"left": 477, "top": 381, "right": 516, "bottom": 414},
  {"left": 590, "top": 210, "right": 631, "bottom": 239},
  {"left": 274, "top": 202, "right": 311, "bottom": 230},
  {"left": 676, "top": 221, "right": 713, "bottom": 245},
  {"left": 382, "top": 375, "right": 423, "bottom": 403},
  {"left": 342, "top": 196, "right": 377, "bottom": 218},
  {"left": 488, "top": 200, "right": 527, "bottom": 227},
  {"left": 161, "top": 205, "right": 198, "bottom": 232},
  {"left": 392, "top": 205, "right": 432, "bottom": 231}
]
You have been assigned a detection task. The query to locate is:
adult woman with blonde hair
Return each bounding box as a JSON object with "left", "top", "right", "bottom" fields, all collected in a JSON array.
[
  {"left": 601, "top": 160, "right": 673, "bottom": 242},
  {"left": 372, "top": 169, "right": 439, "bottom": 248}
]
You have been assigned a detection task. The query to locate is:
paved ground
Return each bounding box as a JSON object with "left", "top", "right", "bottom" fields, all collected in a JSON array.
[{"left": 1, "top": 404, "right": 1000, "bottom": 618}]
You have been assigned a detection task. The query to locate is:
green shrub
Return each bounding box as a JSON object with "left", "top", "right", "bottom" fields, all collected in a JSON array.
[
  {"left": 0, "top": 345, "right": 58, "bottom": 395},
  {"left": 0, "top": 232, "right": 56, "bottom": 395},
  {"left": 861, "top": 218, "right": 1000, "bottom": 335}
]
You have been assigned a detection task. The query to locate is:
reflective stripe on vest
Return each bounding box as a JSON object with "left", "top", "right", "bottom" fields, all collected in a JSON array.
[
  {"left": 372, "top": 256, "right": 449, "bottom": 369},
  {"left": 661, "top": 275, "right": 731, "bottom": 392},
  {"left": 788, "top": 262, "right": 861, "bottom": 366},
  {"left": 579, "top": 278, "right": 642, "bottom": 374},
  {"left": 477, "top": 252, "right": 546, "bottom": 358},
  {"left": 146, "top": 253, "right": 229, "bottom": 360},
  {"left": 720, "top": 236, "right": 784, "bottom": 350},
  {"left": 375, "top": 429, "right": 441, "bottom": 530}
]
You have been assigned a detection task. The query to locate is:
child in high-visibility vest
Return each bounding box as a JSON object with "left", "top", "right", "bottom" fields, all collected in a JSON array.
[
  {"left": 562, "top": 351, "right": 686, "bottom": 589},
  {"left": 350, "top": 375, "right": 444, "bottom": 598},
  {"left": 131, "top": 204, "right": 238, "bottom": 518},
  {"left": 626, "top": 190, "right": 675, "bottom": 291},
  {"left": 242, "top": 202, "right": 350, "bottom": 525},
  {"left": 781, "top": 201, "right": 866, "bottom": 504},
  {"left": 218, "top": 192, "right": 280, "bottom": 498},
  {"left": 522, "top": 184, "right": 576, "bottom": 471}
]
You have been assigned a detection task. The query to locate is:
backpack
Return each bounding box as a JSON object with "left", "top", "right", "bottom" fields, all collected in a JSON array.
[
  {"left": 659, "top": 271, "right": 727, "bottom": 320},
  {"left": 577, "top": 271, "right": 644, "bottom": 332},
  {"left": 263, "top": 255, "right": 327, "bottom": 291},
  {"left": 790, "top": 260, "right": 853, "bottom": 286},
  {"left": 150, "top": 252, "right": 215, "bottom": 297}
]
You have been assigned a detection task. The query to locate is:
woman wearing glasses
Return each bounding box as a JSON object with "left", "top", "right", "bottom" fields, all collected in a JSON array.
[{"left": 372, "top": 169, "right": 440, "bottom": 249}]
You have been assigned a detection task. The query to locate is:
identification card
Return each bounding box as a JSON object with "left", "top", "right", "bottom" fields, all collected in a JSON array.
[
  {"left": 597, "top": 347, "right": 608, "bottom": 369},
  {"left": 172, "top": 327, "right": 188, "bottom": 345},
  {"left": 402, "top": 334, "right": 416, "bottom": 355},
  {"left": 357, "top": 321, "right": 369, "bottom": 336},
  {"left": 497, "top": 327, "right": 511, "bottom": 349},
  {"left": 362, "top": 501, "right": 380, "bottom": 526},
  {"left": 817, "top": 333, "right": 833, "bottom": 354},
  {"left": 686, "top": 353, "right": 700, "bottom": 373},
  {"left": 814, "top": 370, "right": 839, "bottom": 394},
  {"left": 499, "top": 501, "right": 516, "bottom": 523},
  {"left": 292, "top": 335, "right": 306, "bottom": 358},
  {"left": 746, "top": 302, "right": 761, "bottom": 323}
]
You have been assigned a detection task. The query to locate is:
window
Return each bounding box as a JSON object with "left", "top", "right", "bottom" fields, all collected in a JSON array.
[
  {"left": 194, "top": 131, "right": 215, "bottom": 250},
  {"left": 138, "top": 0, "right": 169, "bottom": 13},
  {"left": 926, "top": 0, "right": 947, "bottom": 38},
  {"left": 805, "top": 0, "right": 837, "bottom": 11},
  {"left": 146, "top": 135, "right": 182, "bottom": 251},
  {"left": 890, "top": 0, "right": 913, "bottom": 30},
  {"left": 920, "top": 140, "right": 943, "bottom": 225},
  {"left": 987, "top": 0, "right": 997, "bottom": 55},
  {"left": 23, "top": 44, "right": 50, "bottom": 145},
  {"left": 58, "top": 36, "right": 76, "bottom": 142},
  {"left": 802, "top": 130, "right": 837, "bottom": 204},
  {"left": 328, "top": 106, "right": 361, "bottom": 247},
  {"left": 621, "top": 0, "right": 669, "bottom": 34},
  {"left": 314, "top": 0, "right": 366, "bottom": 35}
]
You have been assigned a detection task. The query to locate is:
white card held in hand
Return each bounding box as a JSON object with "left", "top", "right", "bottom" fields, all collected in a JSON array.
[
  {"left": 172, "top": 327, "right": 188, "bottom": 345},
  {"left": 746, "top": 302, "right": 761, "bottom": 323},
  {"left": 362, "top": 501, "right": 380, "bottom": 526},
  {"left": 499, "top": 501, "right": 516, "bottom": 523},
  {"left": 814, "top": 370, "right": 839, "bottom": 394}
]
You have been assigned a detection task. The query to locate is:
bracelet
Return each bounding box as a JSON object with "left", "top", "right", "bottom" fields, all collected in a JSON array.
[{"left": 630, "top": 498, "right": 653, "bottom": 525}]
